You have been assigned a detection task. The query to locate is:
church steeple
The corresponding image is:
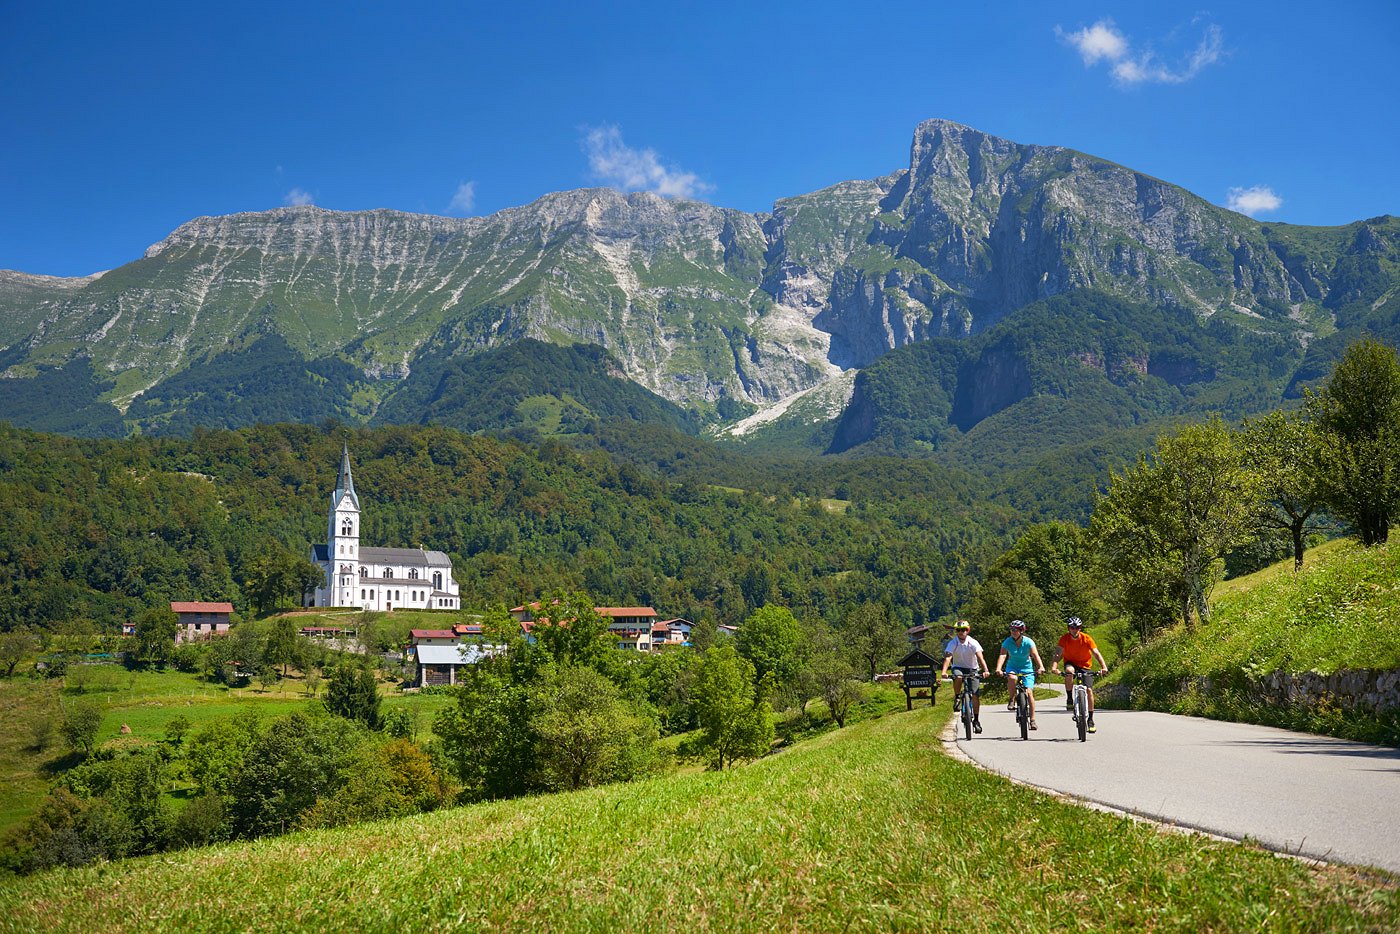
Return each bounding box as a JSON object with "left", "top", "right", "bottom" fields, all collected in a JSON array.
[{"left": 334, "top": 443, "right": 359, "bottom": 509}]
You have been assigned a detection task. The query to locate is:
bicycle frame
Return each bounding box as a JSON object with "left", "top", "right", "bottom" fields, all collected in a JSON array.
[{"left": 1066, "top": 666, "right": 1096, "bottom": 742}]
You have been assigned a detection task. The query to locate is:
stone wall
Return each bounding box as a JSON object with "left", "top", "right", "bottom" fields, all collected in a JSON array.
[{"left": 1102, "top": 669, "right": 1400, "bottom": 714}]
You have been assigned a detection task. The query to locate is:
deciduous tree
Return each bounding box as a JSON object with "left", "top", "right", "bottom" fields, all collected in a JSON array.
[
  {"left": 131, "top": 606, "right": 179, "bottom": 669},
  {"left": 1310, "top": 338, "right": 1400, "bottom": 545},
  {"left": 1241, "top": 409, "right": 1325, "bottom": 570},
  {"left": 691, "top": 644, "right": 773, "bottom": 769},
  {"left": 1092, "top": 419, "right": 1257, "bottom": 633}
]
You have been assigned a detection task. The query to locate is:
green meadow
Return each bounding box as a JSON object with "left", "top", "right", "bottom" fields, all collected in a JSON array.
[
  {"left": 2, "top": 699, "right": 1395, "bottom": 933},
  {"left": 0, "top": 665, "right": 451, "bottom": 834}
]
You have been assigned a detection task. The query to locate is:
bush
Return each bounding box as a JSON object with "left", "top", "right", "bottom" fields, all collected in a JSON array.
[
  {"left": 166, "top": 795, "right": 227, "bottom": 849},
  {"left": 61, "top": 700, "right": 104, "bottom": 755}
]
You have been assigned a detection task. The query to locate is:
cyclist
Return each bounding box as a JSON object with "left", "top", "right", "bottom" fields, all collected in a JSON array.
[
  {"left": 994, "top": 619, "right": 1045, "bottom": 730},
  {"left": 939, "top": 620, "right": 990, "bottom": 733},
  {"left": 1050, "top": 616, "right": 1109, "bottom": 733}
]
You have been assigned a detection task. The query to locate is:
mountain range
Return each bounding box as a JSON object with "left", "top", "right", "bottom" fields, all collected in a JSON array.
[{"left": 2, "top": 118, "right": 1397, "bottom": 454}]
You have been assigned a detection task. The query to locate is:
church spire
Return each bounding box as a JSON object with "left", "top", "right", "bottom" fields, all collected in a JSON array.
[{"left": 334, "top": 443, "right": 359, "bottom": 508}]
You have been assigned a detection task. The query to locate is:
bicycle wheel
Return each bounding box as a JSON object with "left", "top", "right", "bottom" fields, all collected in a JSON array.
[
  {"left": 962, "top": 695, "right": 972, "bottom": 740},
  {"left": 1018, "top": 689, "right": 1029, "bottom": 740},
  {"left": 1075, "top": 688, "right": 1088, "bottom": 742}
]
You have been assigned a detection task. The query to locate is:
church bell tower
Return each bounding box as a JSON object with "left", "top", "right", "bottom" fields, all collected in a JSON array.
[{"left": 327, "top": 444, "right": 361, "bottom": 606}]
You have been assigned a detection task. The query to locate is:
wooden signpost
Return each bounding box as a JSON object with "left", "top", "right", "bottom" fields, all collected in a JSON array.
[{"left": 895, "top": 647, "right": 939, "bottom": 711}]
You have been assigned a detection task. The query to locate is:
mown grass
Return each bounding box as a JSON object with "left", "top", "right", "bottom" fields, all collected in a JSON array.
[
  {"left": 2, "top": 701, "right": 1396, "bottom": 933},
  {"left": 1107, "top": 540, "right": 1400, "bottom": 743}
]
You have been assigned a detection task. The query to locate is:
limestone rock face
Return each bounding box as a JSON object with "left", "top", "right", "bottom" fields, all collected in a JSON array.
[{"left": 2, "top": 119, "right": 1397, "bottom": 428}]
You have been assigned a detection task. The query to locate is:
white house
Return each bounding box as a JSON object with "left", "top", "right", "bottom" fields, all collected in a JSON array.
[{"left": 308, "top": 446, "right": 462, "bottom": 611}]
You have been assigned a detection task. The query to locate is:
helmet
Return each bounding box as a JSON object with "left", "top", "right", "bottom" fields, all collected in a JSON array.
[
  {"left": 1067, "top": 616, "right": 1083, "bottom": 629},
  {"left": 1010, "top": 619, "right": 1026, "bottom": 631},
  {"left": 955, "top": 620, "right": 971, "bottom": 631}
]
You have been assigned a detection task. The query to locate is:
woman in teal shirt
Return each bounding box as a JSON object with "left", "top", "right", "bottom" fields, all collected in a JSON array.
[{"left": 995, "top": 619, "right": 1046, "bottom": 730}]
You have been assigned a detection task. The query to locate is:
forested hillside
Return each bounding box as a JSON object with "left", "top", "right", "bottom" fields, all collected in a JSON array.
[{"left": 0, "top": 421, "right": 1006, "bottom": 633}]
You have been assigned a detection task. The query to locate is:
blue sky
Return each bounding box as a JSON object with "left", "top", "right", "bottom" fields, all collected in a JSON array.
[{"left": 3, "top": 0, "right": 1398, "bottom": 276}]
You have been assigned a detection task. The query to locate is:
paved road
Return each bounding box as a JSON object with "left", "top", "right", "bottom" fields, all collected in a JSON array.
[{"left": 953, "top": 689, "right": 1400, "bottom": 873}]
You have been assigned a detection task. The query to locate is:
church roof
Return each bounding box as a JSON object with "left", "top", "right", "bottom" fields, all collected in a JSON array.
[
  {"left": 359, "top": 547, "right": 453, "bottom": 566},
  {"left": 313, "top": 545, "right": 453, "bottom": 566}
]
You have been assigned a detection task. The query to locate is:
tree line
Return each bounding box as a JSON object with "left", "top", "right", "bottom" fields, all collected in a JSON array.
[{"left": 967, "top": 337, "right": 1400, "bottom": 645}]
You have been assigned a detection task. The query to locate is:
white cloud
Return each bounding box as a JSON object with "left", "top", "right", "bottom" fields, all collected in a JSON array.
[
  {"left": 582, "top": 125, "right": 711, "bottom": 199},
  {"left": 1058, "top": 18, "right": 1224, "bottom": 86},
  {"left": 1225, "top": 185, "right": 1283, "bottom": 216},
  {"left": 1061, "top": 20, "right": 1128, "bottom": 64},
  {"left": 449, "top": 181, "right": 477, "bottom": 214},
  {"left": 284, "top": 187, "right": 314, "bottom": 206}
]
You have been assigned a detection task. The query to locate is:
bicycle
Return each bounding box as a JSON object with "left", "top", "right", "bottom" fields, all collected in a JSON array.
[
  {"left": 1004, "top": 670, "right": 1041, "bottom": 740},
  {"left": 1061, "top": 665, "right": 1102, "bottom": 742},
  {"left": 947, "top": 670, "right": 983, "bottom": 740}
]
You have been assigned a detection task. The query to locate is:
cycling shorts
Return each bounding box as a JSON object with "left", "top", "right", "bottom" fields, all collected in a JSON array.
[
  {"left": 950, "top": 666, "right": 982, "bottom": 693},
  {"left": 1006, "top": 670, "right": 1036, "bottom": 690}
]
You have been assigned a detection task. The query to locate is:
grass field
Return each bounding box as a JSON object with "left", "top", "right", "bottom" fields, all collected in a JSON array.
[
  {"left": 1105, "top": 539, "right": 1400, "bottom": 743},
  {"left": 0, "top": 665, "right": 452, "bottom": 833},
  {"left": 1, "top": 698, "right": 1395, "bottom": 932}
]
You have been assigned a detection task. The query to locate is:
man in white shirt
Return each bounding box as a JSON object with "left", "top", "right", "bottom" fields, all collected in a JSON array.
[{"left": 939, "top": 620, "right": 990, "bottom": 733}]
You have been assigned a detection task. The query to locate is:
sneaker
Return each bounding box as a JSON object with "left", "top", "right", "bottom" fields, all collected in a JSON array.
[
  {"left": 1007, "top": 701, "right": 1015, "bottom": 711},
  {"left": 1066, "top": 702, "right": 1074, "bottom": 711},
  {"left": 1088, "top": 719, "right": 1097, "bottom": 733},
  {"left": 973, "top": 719, "right": 983, "bottom": 734},
  {"left": 1029, "top": 719, "right": 1038, "bottom": 730}
]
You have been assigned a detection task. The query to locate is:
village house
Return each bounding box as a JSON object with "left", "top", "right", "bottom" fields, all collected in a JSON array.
[
  {"left": 171, "top": 601, "right": 233, "bottom": 643},
  {"left": 511, "top": 603, "right": 687, "bottom": 652},
  {"left": 407, "top": 626, "right": 503, "bottom": 686},
  {"left": 415, "top": 643, "right": 497, "bottom": 687}
]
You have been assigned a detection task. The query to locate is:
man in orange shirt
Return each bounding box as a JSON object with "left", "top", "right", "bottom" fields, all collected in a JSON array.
[{"left": 1050, "top": 616, "right": 1109, "bottom": 732}]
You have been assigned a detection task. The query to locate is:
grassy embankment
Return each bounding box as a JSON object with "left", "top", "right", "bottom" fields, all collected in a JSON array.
[
  {"left": 2, "top": 697, "right": 1396, "bottom": 932},
  {"left": 0, "top": 665, "right": 451, "bottom": 834},
  {"left": 1105, "top": 539, "right": 1400, "bottom": 744}
]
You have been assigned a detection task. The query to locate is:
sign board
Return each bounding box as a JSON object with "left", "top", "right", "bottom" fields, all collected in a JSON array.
[
  {"left": 897, "top": 647, "right": 941, "bottom": 710},
  {"left": 903, "top": 667, "right": 935, "bottom": 689}
]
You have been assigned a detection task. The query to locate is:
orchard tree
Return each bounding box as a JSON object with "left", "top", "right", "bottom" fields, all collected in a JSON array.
[
  {"left": 691, "top": 644, "right": 773, "bottom": 769},
  {"left": 842, "top": 603, "right": 906, "bottom": 682},
  {"left": 132, "top": 606, "right": 179, "bottom": 669},
  {"left": 1310, "top": 338, "right": 1400, "bottom": 545},
  {"left": 61, "top": 700, "right": 104, "bottom": 755},
  {"left": 0, "top": 628, "right": 39, "bottom": 677},
  {"left": 1241, "top": 409, "right": 1325, "bottom": 570},
  {"left": 264, "top": 615, "right": 302, "bottom": 678},
  {"left": 802, "top": 624, "right": 863, "bottom": 728},
  {"left": 1092, "top": 419, "right": 1257, "bottom": 633}
]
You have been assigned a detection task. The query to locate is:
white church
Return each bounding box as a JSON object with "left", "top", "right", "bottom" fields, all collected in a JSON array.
[{"left": 308, "top": 446, "right": 462, "bottom": 612}]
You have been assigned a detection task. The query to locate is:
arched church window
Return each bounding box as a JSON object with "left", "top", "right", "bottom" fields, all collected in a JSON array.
[
  {"left": 387, "top": 568, "right": 396, "bottom": 579},
  {"left": 409, "top": 568, "right": 419, "bottom": 580},
  {"left": 341, "top": 521, "right": 353, "bottom": 536},
  {"left": 433, "top": 571, "right": 442, "bottom": 590},
  {"left": 359, "top": 567, "right": 368, "bottom": 578}
]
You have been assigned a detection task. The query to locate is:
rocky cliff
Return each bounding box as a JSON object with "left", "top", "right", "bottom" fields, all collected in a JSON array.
[{"left": 2, "top": 119, "right": 1397, "bottom": 436}]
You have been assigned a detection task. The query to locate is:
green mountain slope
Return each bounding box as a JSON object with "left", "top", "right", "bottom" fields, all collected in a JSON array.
[{"left": 2, "top": 120, "right": 1398, "bottom": 441}]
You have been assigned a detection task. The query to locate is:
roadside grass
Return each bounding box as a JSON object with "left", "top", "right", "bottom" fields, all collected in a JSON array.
[
  {"left": 2, "top": 701, "right": 1395, "bottom": 932},
  {"left": 1106, "top": 540, "right": 1400, "bottom": 744}
]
